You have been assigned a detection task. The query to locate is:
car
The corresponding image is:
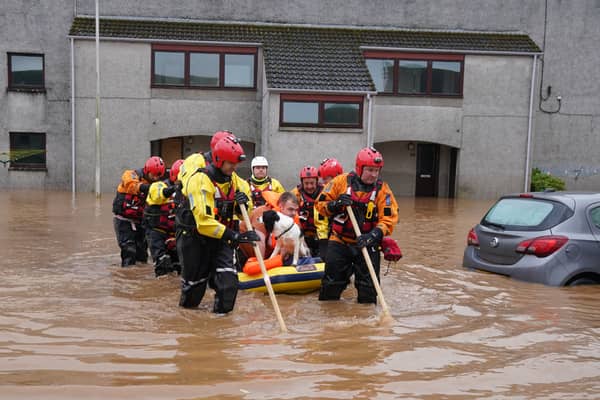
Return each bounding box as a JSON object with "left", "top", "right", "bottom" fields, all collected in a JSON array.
[{"left": 463, "top": 191, "right": 600, "bottom": 286}]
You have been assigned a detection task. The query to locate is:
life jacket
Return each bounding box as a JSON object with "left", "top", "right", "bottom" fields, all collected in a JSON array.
[
  {"left": 144, "top": 180, "right": 178, "bottom": 232},
  {"left": 331, "top": 172, "right": 382, "bottom": 240},
  {"left": 296, "top": 184, "right": 323, "bottom": 237},
  {"left": 248, "top": 176, "right": 272, "bottom": 207},
  {"left": 112, "top": 168, "right": 147, "bottom": 221},
  {"left": 205, "top": 168, "right": 237, "bottom": 230}
]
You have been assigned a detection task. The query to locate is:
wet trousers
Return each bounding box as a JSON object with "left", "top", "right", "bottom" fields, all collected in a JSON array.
[
  {"left": 146, "top": 228, "right": 179, "bottom": 275},
  {"left": 318, "top": 240, "right": 381, "bottom": 304},
  {"left": 177, "top": 223, "right": 238, "bottom": 313},
  {"left": 113, "top": 217, "right": 148, "bottom": 267}
]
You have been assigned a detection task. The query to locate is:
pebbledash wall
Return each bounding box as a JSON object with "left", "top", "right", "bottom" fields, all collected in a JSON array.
[{"left": 2, "top": 0, "right": 600, "bottom": 199}]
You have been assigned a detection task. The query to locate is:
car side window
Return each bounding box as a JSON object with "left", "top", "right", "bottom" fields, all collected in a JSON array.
[{"left": 590, "top": 207, "right": 600, "bottom": 229}]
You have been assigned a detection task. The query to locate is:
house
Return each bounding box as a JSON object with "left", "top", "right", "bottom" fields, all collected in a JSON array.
[{"left": 2, "top": 1, "right": 598, "bottom": 198}]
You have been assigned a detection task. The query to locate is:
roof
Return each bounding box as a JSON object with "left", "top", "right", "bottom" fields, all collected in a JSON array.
[{"left": 69, "top": 17, "right": 541, "bottom": 92}]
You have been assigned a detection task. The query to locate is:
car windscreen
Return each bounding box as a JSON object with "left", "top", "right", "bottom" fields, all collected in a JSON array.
[{"left": 481, "top": 197, "right": 573, "bottom": 231}]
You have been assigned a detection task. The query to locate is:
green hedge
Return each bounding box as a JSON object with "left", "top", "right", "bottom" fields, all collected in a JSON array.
[{"left": 530, "top": 168, "right": 566, "bottom": 192}]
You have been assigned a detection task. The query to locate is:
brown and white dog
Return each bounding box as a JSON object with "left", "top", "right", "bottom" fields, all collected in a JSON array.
[{"left": 261, "top": 211, "right": 310, "bottom": 265}]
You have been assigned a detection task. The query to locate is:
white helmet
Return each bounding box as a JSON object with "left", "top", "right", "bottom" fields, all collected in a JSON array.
[{"left": 251, "top": 156, "right": 269, "bottom": 169}]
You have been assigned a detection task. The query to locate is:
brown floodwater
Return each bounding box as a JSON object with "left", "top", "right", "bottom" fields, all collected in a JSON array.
[{"left": 1, "top": 191, "right": 600, "bottom": 399}]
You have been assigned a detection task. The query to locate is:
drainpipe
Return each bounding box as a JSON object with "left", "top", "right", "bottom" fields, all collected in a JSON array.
[
  {"left": 94, "top": 0, "right": 102, "bottom": 198},
  {"left": 524, "top": 54, "right": 537, "bottom": 192},
  {"left": 366, "top": 93, "right": 373, "bottom": 147},
  {"left": 70, "top": 37, "right": 76, "bottom": 193}
]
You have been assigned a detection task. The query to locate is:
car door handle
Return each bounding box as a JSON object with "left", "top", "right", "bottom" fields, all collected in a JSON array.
[{"left": 420, "top": 174, "right": 431, "bottom": 178}]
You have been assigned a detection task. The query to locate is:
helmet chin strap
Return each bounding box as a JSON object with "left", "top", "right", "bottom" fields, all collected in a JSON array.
[{"left": 251, "top": 174, "right": 268, "bottom": 184}]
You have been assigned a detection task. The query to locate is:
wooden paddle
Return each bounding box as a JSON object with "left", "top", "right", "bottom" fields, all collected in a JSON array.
[
  {"left": 239, "top": 203, "right": 288, "bottom": 333},
  {"left": 346, "top": 206, "right": 393, "bottom": 322}
]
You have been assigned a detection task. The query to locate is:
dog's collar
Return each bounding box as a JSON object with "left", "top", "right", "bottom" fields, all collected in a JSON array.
[{"left": 275, "top": 223, "right": 296, "bottom": 240}]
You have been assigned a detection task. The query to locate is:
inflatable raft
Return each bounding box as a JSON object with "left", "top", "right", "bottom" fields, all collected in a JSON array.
[{"left": 238, "top": 256, "right": 324, "bottom": 294}]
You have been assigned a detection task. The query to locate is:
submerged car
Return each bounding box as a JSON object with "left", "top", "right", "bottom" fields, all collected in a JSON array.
[{"left": 463, "top": 191, "right": 600, "bottom": 286}]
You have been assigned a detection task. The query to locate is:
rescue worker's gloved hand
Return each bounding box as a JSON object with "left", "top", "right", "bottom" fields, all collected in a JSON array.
[
  {"left": 356, "top": 227, "right": 383, "bottom": 248},
  {"left": 222, "top": 228, "right": 260, "bottom": 248},
  {"left": 174, "top": 181, "right": 183, "bottom": 191},
  {"left": 162, "top": 185, "right": 177, "bottom": 198},
  {"left": 139, "top": 183, "right": 150, "bottom": 194},
  {"left": 238, "top": 230, "right": 260, "bottom": 243},
  {"left": 234, "top": 191, "right": 250, "bottom": 205},
  {"left": 327, "top": 193, "right": 353, "bottom": 214}
]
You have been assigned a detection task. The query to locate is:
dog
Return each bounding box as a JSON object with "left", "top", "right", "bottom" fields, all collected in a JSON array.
[{"left": 261, "top": 210, "right": 310, "bottom": 266}]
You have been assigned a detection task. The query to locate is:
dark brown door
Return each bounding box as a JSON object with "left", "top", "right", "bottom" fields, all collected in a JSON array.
[
  {"left": 160, "top": 137, "right": 183, "bottom": 167},
  {"left": 415, "top": 143, "right": 439, "bottom": 197}
]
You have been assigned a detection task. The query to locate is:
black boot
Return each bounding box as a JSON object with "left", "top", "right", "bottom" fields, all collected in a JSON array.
[{"left": 154, "top": 254, "right": 173, "bottom": 277}]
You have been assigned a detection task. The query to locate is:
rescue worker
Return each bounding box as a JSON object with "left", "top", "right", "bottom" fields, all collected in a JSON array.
[
  {"left": 144, "top": 159, "right": 184, "bottom": 277},
  {"left": 315, "top": 158, "right": 344, "bottom": 259},
  {"left": 177, "top": 135, "right": 258, "bottom": 313},
  {"left": 291, "top": 165, "right": 323, "bottom": 257},
  {"left": 247, "top": 156, "right": 285, "bottom": 207},
  {"left": 315, "top": 147, "right": 398, "bottom": 304},
  {"left": 112, "top": 156, "right": 165, "bottom": 267}
]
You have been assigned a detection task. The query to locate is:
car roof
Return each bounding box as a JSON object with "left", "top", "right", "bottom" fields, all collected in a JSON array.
[{"left": 500, "top": 191, "right": 600, "bottom": 210}]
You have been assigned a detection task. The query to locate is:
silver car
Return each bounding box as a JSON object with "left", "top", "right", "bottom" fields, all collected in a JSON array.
[{"left": 463, "top": 191, "right": 600, "bottom": 286}]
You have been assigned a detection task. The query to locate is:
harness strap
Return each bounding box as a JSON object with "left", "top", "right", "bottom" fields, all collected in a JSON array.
[{"left": 275, "top": 223, "right": 296, "bottom": 240}]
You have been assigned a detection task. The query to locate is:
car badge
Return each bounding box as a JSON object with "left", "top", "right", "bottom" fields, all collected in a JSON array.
[{"left": 490, "top": 237, "right": 499, "bottom": 248}]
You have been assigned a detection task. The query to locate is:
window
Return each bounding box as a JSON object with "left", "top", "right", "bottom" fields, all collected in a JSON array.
[
  {"left": 364, "top": 51, "right": 463, "bottom": 97},
  {"left": 280, "top": 94, "right": 363, "bottom": 128},
  {"left": 9, "top": 132, "right": 46, "bottom": 170},
  {"left": 152, "top": 45, "right": 257, "bottom": 89},
  {"left": 365, "top": 59, "right": 394, "bottom": 93},
  {"left": 590, "top": 207, "right": 600, "bottom": 229},
  {"left": 482, "top": 197, "right": 573, "bottom": 231},
  {"left": 8, "top": 53, "right": 45, "bottom": 90}
]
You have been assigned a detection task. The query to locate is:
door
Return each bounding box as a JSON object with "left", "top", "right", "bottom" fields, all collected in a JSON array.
[
  {"left": 160, "top": 137, "right": 183, "bottom": 167},
  {"left": 415, "top": 143, "right": 439, "bottom": 197}
]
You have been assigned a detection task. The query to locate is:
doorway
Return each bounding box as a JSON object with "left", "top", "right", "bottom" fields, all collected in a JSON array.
[
  {"left": 159, "top": 137, "right": 183, "bottom": 166},
  {"left": 415, "top": 143, "right": 439, "bottom": 197}
]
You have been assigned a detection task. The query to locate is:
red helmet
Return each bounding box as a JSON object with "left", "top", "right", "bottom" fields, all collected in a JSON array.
[
  {"left": 169, "top": 159, "right": 184, "bottom": 183},
  {"left": 143, "top": 156, "right": 166, "bottom": 177},
  {"left": 210, "top": 130, "right": 234, "bottom": 152},
  {"left": 355, "top": 147, "right": 384, "bottom": 176},
  {"left": 300, "top": 165, "right": 318, "bottom": 180},
  {"left": 213, "top": 136, "right": 246, "bottom": 168},
  {"left": 318, "top": 158, "right": 344, "bottom": 180}
]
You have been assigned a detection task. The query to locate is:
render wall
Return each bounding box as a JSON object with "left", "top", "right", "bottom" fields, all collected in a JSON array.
[
  {"left": 4, "top": 1, "right": 600, "bottom": 197},
  {"left": 74, "top": 40, "right": 262, "bottom": 192},
  {"left": 0, "top": 0, "right": 73, "bottom": 190},
  {"left": 70, "top": 0, "right": 600, "bottom": 195},
  {"left": 370, "top": 55, "right": 534, "bottom": 199},
  {"left": 531, "top": 1, "right": 600, "bottom": 190}
]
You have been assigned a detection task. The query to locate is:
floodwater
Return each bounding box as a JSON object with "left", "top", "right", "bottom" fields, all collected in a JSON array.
[{"left": 1, "top": 191, "right": 600, "bottom": 399}]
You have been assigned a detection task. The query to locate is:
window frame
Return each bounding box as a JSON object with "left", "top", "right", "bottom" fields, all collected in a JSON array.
[
  {"left": 364, "top": 51, "right": 464, "bottom": 97},
  {"left": 7, "top": 52, "right": 45, "bottom": 91},
  {"left": 151, "top": 44, "right": 257, "bottom": 90},
  {"left": 279, "top": 94, "right": 364, "bottom": 128},
  {"left": 9, "top": 132, "right": 47, "bottom": 171}
]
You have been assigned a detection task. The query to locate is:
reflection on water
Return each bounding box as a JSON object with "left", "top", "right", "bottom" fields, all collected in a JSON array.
[{"left": 1, "top": 191, "right": 599, "bottom": 399}]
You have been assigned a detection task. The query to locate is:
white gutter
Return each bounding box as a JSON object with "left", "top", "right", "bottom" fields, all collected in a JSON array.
[
  {"left": 70, "top": 38, "right": 76, "bottom": 193},
  {"left": 524, "top": 54, "right": 538, "bottom": 192},
  {"left": 67, "top": 35, "right": 263, "bottom": 47},
  {"left": 360, "top": 46, "right": 543, "bottom": 56},
  {"left": 366, "top": 93, "right": 374, "bottom": 147},
  {"left": 267, "top": 87, "right": 377, "bottom": 96}
]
